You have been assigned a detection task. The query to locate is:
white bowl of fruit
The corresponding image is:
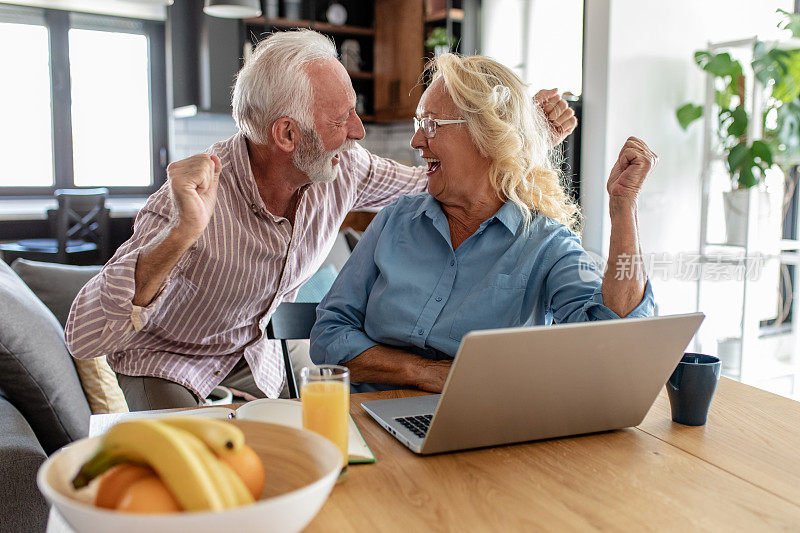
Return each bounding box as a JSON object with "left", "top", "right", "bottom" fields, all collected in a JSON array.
[{"left": 37, "top": 417, "right": 343, "bottom": 533}]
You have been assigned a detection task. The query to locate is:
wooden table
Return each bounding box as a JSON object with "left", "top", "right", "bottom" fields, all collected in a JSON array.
[
  {"left": 49, "top": 378, "right": 800, "bottom": 531},
  {"left": 303, "top": 378, "right": 800, "bottom": 531}
]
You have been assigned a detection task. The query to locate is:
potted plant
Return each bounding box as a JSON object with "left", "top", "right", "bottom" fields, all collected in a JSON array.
[
  {"left": 677, "top": 9, "right": 800, "bottom": 246},
  {"left": 425, "top": 27, "right": 454, "bottom": 58}
]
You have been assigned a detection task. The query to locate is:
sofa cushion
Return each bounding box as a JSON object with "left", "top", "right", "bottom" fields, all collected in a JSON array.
[
  {"left": 0, "top": 396, "right": 49, "bottom": 532},
  {"left": 10, "top": 259, "right": 101, "bottom": 327},
  {"left": 0, "top": 259, "right": 91, "bottom": 454},
  {"left": 72, "top": 355, "right": 130, "bottom": 415},
  {"left": 10, "top": 259, "right": 129, "bottom": 415}
]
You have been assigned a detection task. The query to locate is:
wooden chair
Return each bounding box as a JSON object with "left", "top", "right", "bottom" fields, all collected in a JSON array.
[
  {"left": 0, "top": 188, "right": 110, "bottom": 265},
  {"left": 265, "top": 302, "right": 320, "bottom": 399}
]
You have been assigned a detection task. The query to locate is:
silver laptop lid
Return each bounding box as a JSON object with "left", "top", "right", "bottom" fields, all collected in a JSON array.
[{"left": 418, "top": 313, "right": 704, "bottom": 454}]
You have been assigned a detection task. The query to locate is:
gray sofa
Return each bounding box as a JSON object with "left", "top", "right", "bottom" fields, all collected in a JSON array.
[
  {"left": 0, "top": 258, "right": 99, "bottom": 533},
  {"left": 0, "top": 229, "right": 361, "bottom": 532}
]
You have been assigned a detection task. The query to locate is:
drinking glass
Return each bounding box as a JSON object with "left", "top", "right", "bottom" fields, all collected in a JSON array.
[{"left": 300, "top": 365, "right": 349, "bottom": 479}]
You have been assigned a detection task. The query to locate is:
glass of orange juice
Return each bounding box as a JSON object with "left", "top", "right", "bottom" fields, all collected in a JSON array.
[{"left": 300, "top": 365, "right": 349, "bottom": 480}]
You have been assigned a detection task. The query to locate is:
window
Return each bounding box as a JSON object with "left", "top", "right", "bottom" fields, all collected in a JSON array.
[
  {"left": 0, "top": 5, "right": 167, "bottom": 196},
  {"left": 0, "top": 9, "right": 53, "bottom": 188}
]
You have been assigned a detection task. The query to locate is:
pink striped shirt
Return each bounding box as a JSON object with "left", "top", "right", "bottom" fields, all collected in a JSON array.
[{"left": 65, "top": 133, "right": 426, "bottom": 399}]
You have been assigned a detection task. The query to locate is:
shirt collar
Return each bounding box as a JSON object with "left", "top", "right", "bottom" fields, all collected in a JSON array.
[
  {"left": 230, "top": 132, "right": 267, "bottom": 211},
  {"left": 492, "top": 200, "right": 524, "bottom": 234},
  {"left": 412, "top": 194, "right": 525, "bottom": 235},
  {"left": 412, "top": 194, "right": 442, "bottom": 221}
]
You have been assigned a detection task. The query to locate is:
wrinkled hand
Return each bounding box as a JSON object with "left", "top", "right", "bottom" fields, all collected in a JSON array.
[
  {"left": 534, "top": 89, "right": 577, "bottom": 147},
  {"left": 167, "top": 154, "right": 222, "bottom": 242},
  {"left": 607, "top": 137, "right": 658, "bottom": 201},
  {"left": 416, "top": 359, "right": 453, "bottom": 393}
]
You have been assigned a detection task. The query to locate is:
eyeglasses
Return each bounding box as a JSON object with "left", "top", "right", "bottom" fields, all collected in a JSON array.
[{"left": 413, "top": 116, "right": 467, "bottom": 138}]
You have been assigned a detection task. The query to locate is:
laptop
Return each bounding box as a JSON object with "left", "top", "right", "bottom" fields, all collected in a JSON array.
[{"left": 361, "top": 313, "right": 704, "bottom": 455}]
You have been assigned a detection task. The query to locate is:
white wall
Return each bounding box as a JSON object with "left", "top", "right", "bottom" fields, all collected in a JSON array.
[
  {"left": 482, "top": 0, "right": 526, "bottom": 75},
  {"left": 582, "top": 0, "right": 792, "bottom": 310}
]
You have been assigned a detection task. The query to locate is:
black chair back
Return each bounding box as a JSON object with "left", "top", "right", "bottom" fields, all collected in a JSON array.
[
  {"left": 53, "top": 188, "right": 110, "bottom": 263},
  {"left": 265, "top": 302, "right": 319, "bottom": 399}
]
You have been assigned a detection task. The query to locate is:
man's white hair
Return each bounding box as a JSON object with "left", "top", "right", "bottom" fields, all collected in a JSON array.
[{"left": 232, "top": 29, "right": 337, "bottom": 145}]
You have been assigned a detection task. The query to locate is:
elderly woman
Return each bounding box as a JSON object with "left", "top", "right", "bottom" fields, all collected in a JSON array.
[{"left": 310, "top": 54, "right": 656, "bottom": 393}]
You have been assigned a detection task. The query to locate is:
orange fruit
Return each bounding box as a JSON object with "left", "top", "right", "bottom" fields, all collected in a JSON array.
[
  {"left": 94, "top": 463, "right": 154, "bottom": 509},
  {"left": 219, "top": 444, "right": 266, "bottom": 499},
  {"left": 115, "top": 476, "right": 181, "bottom": 514}
]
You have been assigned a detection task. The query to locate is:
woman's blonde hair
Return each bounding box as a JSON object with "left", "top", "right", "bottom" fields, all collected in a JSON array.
[{"left": 426, "top": 53, "right": 580, "bottom": 232}]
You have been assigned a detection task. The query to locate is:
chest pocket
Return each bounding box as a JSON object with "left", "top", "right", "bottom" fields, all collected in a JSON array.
[{"left": 448, "top": 273, "right": 529, "bottom": 341}]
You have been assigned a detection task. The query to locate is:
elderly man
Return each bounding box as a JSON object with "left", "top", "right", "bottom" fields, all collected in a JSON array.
[{"left": 65, "top": 29, "right": 576, "bottom": 410}]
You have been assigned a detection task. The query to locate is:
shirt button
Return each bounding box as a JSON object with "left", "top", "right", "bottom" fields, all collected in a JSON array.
[
  {"left": 418, "top": 329, "right": 424, "bottom": 335},
  {"left": 214, "top": 370, "right": 222, "bottom": 376},
  {"left": 450, "top": 260, "right": 455, "bottom": 266},
  {"left": 250, "top": 203, "right": 257, "bottom": 212},
  {"left": 435, "top": 296, "right": 442, "bottom": 302}
]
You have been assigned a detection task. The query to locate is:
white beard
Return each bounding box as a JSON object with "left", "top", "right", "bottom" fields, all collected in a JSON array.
[{"left": 294, "top": 127, "right": 357, "bottom": 183}]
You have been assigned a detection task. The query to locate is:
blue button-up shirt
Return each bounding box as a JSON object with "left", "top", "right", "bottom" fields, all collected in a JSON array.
[{"left": 310, "top": 193, "right": 655, "bottom": 392}]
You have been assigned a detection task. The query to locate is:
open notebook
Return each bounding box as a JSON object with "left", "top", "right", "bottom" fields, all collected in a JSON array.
[{"left": 89, "top": 399, "right": 375, "bottom": 464}]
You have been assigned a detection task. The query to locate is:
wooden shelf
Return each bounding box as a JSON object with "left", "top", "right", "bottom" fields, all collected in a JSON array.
[
  {"left": 425, "top": 8, "right": 464, "bottom": 23},
  {"left": 244, "top": 0, "right": 423, "bottom": 123},
  {"left": 245, "top": 16, "right": 309, "bottom": 27},
  {"left": 245, "top": 17, "right": 374, "bottom": 36},
  {"left": 314, "top": 21, "right": 374, "bottom": 36},
  {"left": 347, "top": 71, "right": 374, "bottom": 80}
]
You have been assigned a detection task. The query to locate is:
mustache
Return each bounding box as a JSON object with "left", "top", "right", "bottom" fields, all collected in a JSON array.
[{"left": 338, "top": 139, "right": 357, "bottom": 153}]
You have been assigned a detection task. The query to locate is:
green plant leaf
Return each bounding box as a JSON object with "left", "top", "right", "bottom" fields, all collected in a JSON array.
[
  {"left": 738, "top": 164, "right": 758, "bottom": 189},
  {"left": 425, "top": 27, "right": 452, "bottom": 50},
  {"left": 778, "top": 8, "right": 800, "bottom": 39},
  {"left": 752, "top": 41, "right": 790, "bottom": 87},
  {"left": 727, "top": 142, "right": 749, "bottom": 173},
  {"left": 772, "top": 49, "right": 800, "bottom": 103},
  {"left": 727, "top": 105, "right": 748, "bottom": 137},
  {"left": 714, "top": 87, "right": 733, "bottom": 109},
  {"left": 727, "top": 143, "right": 763, "bottom": 189},
  {"left": 751, "top": 140, "right": 774, "bottom": 167},
  {"left": 695, "top": 51, "right": 743, "bottom": 79},
  {"left": 676, "top": 103, "right": 703, "bottom": 130}
]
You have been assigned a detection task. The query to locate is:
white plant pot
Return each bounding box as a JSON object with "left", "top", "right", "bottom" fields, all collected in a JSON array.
[
  {"left": 716, "top": 337, "right": 741, "bottom": 376},
  {"left": 434, "top": 45, "right": 450, "bottom": 57},
  {"left": 722, "top": 187, "right": 778, "bottom": 250}
]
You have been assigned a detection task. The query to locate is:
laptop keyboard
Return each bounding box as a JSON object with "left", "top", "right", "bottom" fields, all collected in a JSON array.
[{"left": 395, "top": 414, "right": 433, "bottom": 438}]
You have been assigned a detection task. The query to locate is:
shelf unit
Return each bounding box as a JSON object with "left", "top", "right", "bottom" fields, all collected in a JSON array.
[
  {"left": 423, "top": 0, "right": 480, "bottom": 59},
  {"left": 243, "top": 0, "right": 425, "bottom": 123},
  {"left": 695, "top": 37, "right": 800, "bottom": 398},
  {"left": 426, "top": 7, "right": 464, "bottom": 23},
  {"left": 245, "top": 17, "right": 376, "bottom": 36}
]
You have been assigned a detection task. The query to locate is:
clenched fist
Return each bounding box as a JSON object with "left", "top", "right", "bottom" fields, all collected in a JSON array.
[
  {"left": 607, "top": 137, "right": 658, "bottom": 201},
  {"left": 167, "top": 154, "right": 222, "bottom": 243},
  {"left": 534, "top": 89, "right": 578, "bottom": 147}
]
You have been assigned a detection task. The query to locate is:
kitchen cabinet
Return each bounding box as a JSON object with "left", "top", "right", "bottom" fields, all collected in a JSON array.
[
  {"left": 424, "top": 0, "right": 481, "bottom": 59},
  {"left": 167, "top": 0, "right": 241, "bottom": 115},
  {"left": 244, "top": 0, "right": 425, "bottom": 122}
]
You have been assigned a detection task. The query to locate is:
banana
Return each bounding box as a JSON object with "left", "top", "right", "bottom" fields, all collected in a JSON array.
[
  {"left": 158, "top": 417, "right": 245, "bottom": 457},
  {"left": 180, "top": 433, "right": 254, "bottom": 508},
  {"left": 72, "top": 419, "right": 227, "bottom": 512}
]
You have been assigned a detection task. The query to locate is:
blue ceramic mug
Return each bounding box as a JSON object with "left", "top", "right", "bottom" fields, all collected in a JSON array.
[{"left": 666, "top": 353, "right": 721, "bottom": 426}]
